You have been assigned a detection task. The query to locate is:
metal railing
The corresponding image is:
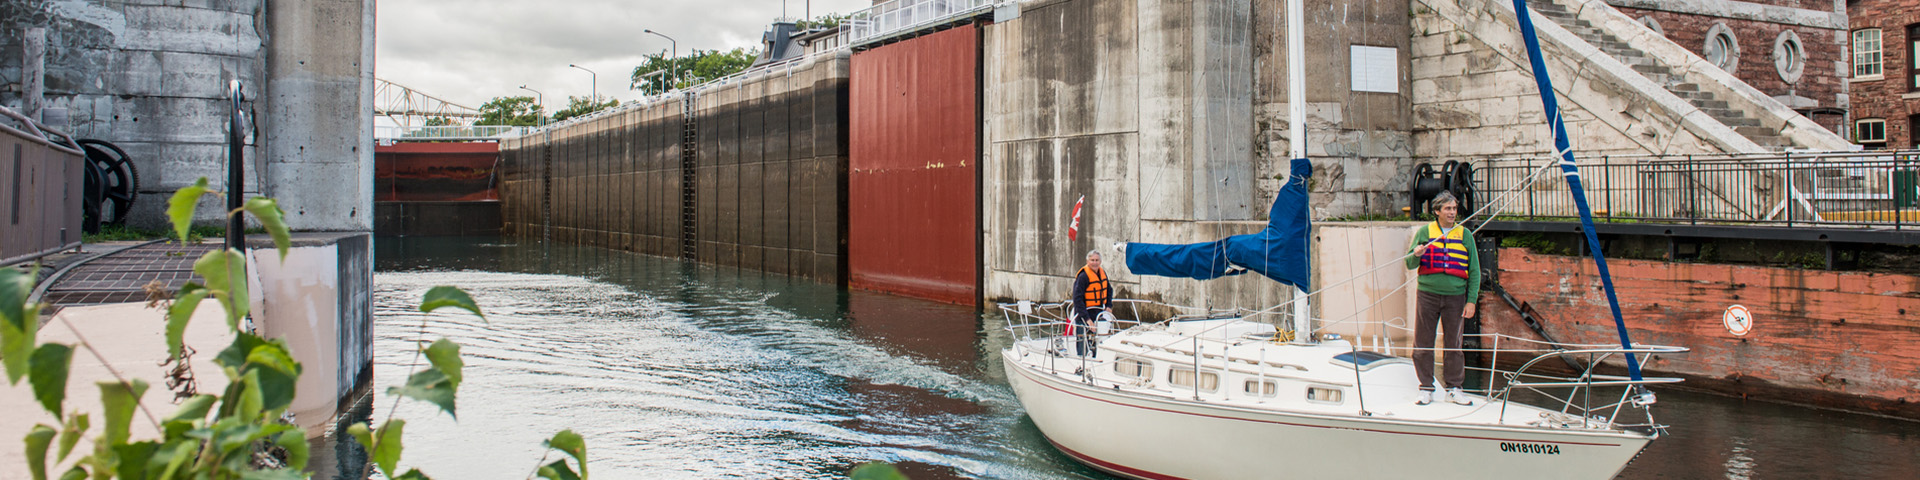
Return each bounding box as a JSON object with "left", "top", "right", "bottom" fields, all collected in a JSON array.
[
  {"left": 845, "top": 0, "right": 996, "bottom": 45},
  {"left": 375, "top": 125, "right": 529, "bottom": 141},
  {"left": 0, "top": 105, "right": 84, "bottom": 266},
  {"left": 1473, "top": 151, "right": 1920, "bottom": 229}
]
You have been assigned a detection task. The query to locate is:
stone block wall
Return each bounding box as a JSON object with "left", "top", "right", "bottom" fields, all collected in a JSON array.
[
  {"left": 1848, "top": 0, "right": 1920, "bottom": 148},
  {"left": 1, "top": 0, "right": 268, "bottom": 229}
]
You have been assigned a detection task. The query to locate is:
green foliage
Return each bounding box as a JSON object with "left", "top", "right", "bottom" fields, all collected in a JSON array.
[
  {"left": 849, "top": 462, "right": 910, "bottom": 480},
  {"left": 628, "top": 48, "right": 761, "bottom": 94},
  {"left": 793, "top": 13, "right": 851, "bottom": 30},
  {"left": 6, "top": 177, "right": 592, "bottom": 479},
  {"left": 551, "top": 96, "right": 620, "bottom": 123},
  {"left": 1499, "top": 233, "right": 1573, "bottom": 256},
  {"left": 476, "top": 96, "right": 545, "bottom": 127},
  {"left": 82, "top": 224, "right": 155, "bottom": 243},
  {"left": 420, "top": 286, "right": 485, "bottom": 321}
]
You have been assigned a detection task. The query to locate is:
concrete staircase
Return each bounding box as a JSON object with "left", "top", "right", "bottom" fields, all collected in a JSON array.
[{"left": 1529, "top": 2, "right": 1786, "bottom": 147}]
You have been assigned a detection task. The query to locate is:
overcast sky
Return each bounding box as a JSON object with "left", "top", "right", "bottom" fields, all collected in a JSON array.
[{"left": 375, "top": 0, "right": 873, "bottom": 111}]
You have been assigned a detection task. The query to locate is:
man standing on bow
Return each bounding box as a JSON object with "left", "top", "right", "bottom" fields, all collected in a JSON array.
[
  {"left": 1070, "top": 250, "right": 1113, "bottom": 356},
  {"left": 1405, "top": 191, "right": 1481, "bottom": 406}
]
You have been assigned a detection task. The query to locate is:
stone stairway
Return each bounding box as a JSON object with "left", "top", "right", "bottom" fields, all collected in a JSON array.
[{"left": 1530, "top": 2, "right": 1786, "bottom": 147}]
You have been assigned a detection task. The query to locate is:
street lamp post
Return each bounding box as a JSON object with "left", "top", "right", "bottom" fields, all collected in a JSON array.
[
  {"left": 568, "top": 64, "right": 598, "bottom": 104},
  {"left": 643, "top": 29, "right": 678, "bottom": 89},
  {"left": 517, "top": 84, "right": 545, "bottom": 125}
]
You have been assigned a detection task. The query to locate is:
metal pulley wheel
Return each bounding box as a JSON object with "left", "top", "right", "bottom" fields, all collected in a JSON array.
[{"left": 77, "top": 139, "right": 139, "bottom": 233}]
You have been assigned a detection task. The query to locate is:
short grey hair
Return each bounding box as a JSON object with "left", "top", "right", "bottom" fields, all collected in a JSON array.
[
  {"left": 1432, "top": 191, "right": 1460, "bottom": 212},
  {"left": 1086, "top": 250, "right": 1102, "bottom": 261}
]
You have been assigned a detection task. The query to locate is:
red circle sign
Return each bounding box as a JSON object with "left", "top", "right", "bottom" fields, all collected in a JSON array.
[{"left": 1724, "top": 305, "right": 1753, "bottom": 336}]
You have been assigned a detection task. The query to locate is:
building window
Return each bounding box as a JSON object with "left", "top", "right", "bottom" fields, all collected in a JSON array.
[
  {"left": 1774, "top": 30, "right": 1805, "bottom": 84},
  {"left": 1857, "top": 118, "right": 1887, "bottom": 149},
  {"left": 1704, "top": 23, "right": 1740, "bottom": 72},
  {"left": 1909, "top": 25, "right": 1920, "bottom": 90},
  {"left": 1855, "top": 29, "right": 1883, "bottom": 79}
]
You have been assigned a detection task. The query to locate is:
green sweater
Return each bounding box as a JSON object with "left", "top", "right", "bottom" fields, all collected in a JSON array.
[{"left": 1404, "top": 223, "right": 1482, "bottom": 302}]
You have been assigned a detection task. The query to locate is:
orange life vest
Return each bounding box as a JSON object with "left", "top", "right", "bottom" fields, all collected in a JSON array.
[{"left": 1078, "top": 266, "right": 1110, "bottom": 308}]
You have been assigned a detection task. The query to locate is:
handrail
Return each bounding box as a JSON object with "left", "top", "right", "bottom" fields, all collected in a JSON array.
[{"left": 0, "top": 105, "right": 82, "bottom": 156}]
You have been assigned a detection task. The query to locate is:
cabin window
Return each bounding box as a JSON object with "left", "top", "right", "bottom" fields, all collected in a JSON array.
[
  {"left": 1856, "top": 29, "right": 1884, "bottom": 79},
  {"left": 1168, "top": 367, "right": 1220, "bottom": 392},
  {"left": 1243, "top": 379, "right": 1278, "bottom": 398},
  {"left": 1306, "top": 386, "right": 1344, "bottom": 404},
  {"left": 1114, "top": 358, "right": 1153, "bottom": 379}
]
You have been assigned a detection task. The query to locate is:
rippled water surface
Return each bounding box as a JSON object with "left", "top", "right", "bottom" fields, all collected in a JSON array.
[{"left": 374, "top": 237, "right": 1916, "bottom": 479}]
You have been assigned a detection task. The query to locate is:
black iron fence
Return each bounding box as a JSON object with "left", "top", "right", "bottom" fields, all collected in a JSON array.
[{"left": 1473, "top": 151, "right": 1920, "bottom": 230}]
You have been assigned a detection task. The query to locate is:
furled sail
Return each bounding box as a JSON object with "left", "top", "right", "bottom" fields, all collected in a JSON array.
[{"left": 1122, "top": 157, "right": 1313, "bottom": 290}]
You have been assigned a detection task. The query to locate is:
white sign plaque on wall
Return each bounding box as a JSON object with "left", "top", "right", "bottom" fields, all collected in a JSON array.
[{"left": 1350, "top": 45, "right": 1399, "bottom": 93}]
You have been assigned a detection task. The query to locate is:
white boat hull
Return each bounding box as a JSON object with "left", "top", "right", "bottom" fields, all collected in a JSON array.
[{"left": 1004, "top": 349, "right": 1652, "bottom": 480}]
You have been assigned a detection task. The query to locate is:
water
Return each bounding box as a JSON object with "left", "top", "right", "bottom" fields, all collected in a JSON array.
[{"left": 373, "top": 237, "right": 1918, "bottom": 479}]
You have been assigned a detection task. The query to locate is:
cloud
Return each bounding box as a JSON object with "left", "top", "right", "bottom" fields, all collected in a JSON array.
[{"left": 375, "top": 0, "right": 873, "bottom": 111}]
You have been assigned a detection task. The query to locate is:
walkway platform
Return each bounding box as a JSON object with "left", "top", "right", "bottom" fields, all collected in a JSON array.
[{"left": 35, "top": 241, "right": 218, "bottom": 308}]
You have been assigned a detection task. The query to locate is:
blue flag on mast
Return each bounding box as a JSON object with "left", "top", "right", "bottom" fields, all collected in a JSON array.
[{"left": 1122, "top": 158, "right": 1313, "bottom": 290}]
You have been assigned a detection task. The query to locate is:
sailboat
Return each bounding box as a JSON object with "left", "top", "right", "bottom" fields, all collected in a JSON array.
[{"left": 999, "top": 0, "right": 1685, "bottom": 478}]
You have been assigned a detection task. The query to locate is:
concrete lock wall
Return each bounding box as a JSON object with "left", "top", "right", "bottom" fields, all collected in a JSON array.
[
  {"left": 980, "top": 0, "right": 1414, "bottom": 311},
  {"left": 849, "top": 26, "right": 981, "bottom": 306},
  {"left": 499, "top": 53, "right": 850, "bottom": 284},
  {"left": 1485, "top": 247, "right": 1920, "bottom": 419}
]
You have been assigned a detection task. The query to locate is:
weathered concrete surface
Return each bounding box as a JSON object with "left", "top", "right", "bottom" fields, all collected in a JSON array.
[
  {"left": 1, "top": 0, "right": 269, "bottom": 230},
  {"left": 263, "top": 0, "right": 375, "bottom": 232},
  {"left": 982, "top": 0, "right": 1415, "bottom": 308},
  {"left": 1487, "top": 247, "right": 1920, "bottom": 419},
  {"left": 0, "top": 303, "right": 233, "bottom": 474}
]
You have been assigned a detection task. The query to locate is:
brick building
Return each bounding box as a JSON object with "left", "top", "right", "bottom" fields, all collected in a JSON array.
[
  {"left": 1848, "top": 0, "right": 1920, "bottom": 148},
  {"left": 1609, "top": 0, "right": 1851, "bottom": 133}
]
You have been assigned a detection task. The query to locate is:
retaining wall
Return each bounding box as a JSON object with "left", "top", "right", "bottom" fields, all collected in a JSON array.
[{"left": 499, "top": 54, "right": 850, "bottom": 284}]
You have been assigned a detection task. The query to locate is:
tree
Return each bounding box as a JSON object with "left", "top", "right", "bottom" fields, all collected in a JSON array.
[
  {"left": 793, "top": 13, "right": 851, "bottom": 30},
  {"left": 551, "top": 96, "right": 619, "bottom": 122},
  {"left": 475, "top": 96, "right": 543, "bottom": 126},
  {"left": 628, "top": 48, "right": 761, "bottom": 94}
]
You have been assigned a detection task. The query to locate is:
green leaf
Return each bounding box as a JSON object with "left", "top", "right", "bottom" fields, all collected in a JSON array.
[
  {"left": 241, "top": 197, "right": 292, "bottom": 262},
  {"left": 423, "top": 338, "right": 463, "bottom": 390},
  {"left": 25, "top": 424, "right": 55, "bottom": 480},
  {"left": 112, "top": 441, "right": 159, "bottom": 480},
  {"left": 28, "top": 343, "right": 72, "bottom": 418},
  {"left": 535, "top": 460, "right": 581, "bottom": 480},
  {"left": 99, "top": 379, "right": 149, "bottom": 447},
  {"left": 244, "top": 341, "right": 301, "bottom": 412},
  {"left": 234, "top": 369, "right": 264, "bottom": 424},
  {"left": 152, "top": 439, "right": 193, "bottom": 480},
  {"left": 393, "top": 469, "right": 434, "bottom": 480},
  {"left": 386, "top": 368, "right": 456, "bottom": 418},
  {"left": 166, "top": 177, "right": 210, "bottom": 243},
  {"left": 191, "top": 249, "right": 249, "bottom": 330},
  {"left": 166, "top": 284, "right": 209, "bottom": 358},
  {"left": 544, "top": 429, "right": 587, "bottom": 479},
  {"left": 238, "top": 469, "right": 306, "bottom": 480},
  {"left": 56, "top": 413, "right": 86, "bottom": 462},
  {"left": 215, "top": 333, "right": 270, "bottom": 370},
  {"left": 347, "top": 420, "right": 405, "bottom": 477},
  {"left": 56, "top": 466, "right": 86, "bottom": 480},
  {"left": 419, "top": 286, "right": 484, "bottom": 322},
  {"left": 164, "top": 395, "right": 216, "bottom": 425},
  {"left": 1, "top": 264, "right": 39, "bottom": 385},
  {"left": 849, "top": 462, "right": 910, "bottom": 480},
  {"left": 275, "top": 428, "right": 309, "bottom": 471}
]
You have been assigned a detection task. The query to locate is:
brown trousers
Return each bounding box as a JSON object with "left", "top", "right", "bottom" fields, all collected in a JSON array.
[{"left": 1414, "top": 291, "right": 1468, "bottom": 391}]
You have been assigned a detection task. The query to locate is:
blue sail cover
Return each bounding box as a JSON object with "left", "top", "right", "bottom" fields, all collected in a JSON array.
[{"left": 1124, "top": 158, "right": 1313, "bottom": 290}]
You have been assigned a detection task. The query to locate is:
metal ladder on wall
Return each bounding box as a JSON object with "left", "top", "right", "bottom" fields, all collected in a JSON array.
[{"left": 679, "top": 92, "right": 699, "bottom": 260}]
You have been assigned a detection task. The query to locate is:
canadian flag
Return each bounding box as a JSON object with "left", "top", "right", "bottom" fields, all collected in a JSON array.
[{"left": 1068, "top": 195, "right": 1085, "bottom": 241}]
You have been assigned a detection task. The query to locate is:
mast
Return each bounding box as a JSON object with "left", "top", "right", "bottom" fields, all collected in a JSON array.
[
  {"left": 1508, "top": 0, "right": 1645, "bottom": 383},
  {"left": 1286, "top": 0, "right": 1312, "bottom": 340}
]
